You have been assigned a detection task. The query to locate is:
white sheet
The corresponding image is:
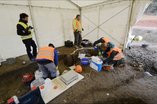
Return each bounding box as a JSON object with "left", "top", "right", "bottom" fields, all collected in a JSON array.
[{"left": 40, "top": 73, "right": 84, "bottom": 104}]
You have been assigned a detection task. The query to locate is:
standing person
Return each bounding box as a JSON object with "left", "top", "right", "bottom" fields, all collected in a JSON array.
[
  {"left": 72, "top": 14, "right": 84, "bottom": 48},
  {"left": 36, "top": 43, "right": 58, "bottom": 79},
  {"left": 16, "top": 13, "right": 37, "bottom": 61}
]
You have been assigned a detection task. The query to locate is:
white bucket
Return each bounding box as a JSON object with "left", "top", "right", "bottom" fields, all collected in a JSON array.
[{"left": 35, "top": 70, "right": 43, "bottom": 79}]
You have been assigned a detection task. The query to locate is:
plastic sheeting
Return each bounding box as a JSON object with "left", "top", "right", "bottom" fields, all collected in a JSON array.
[
  {"left": 82, "top": 1, "right": 130, "bottom": 47},
  {"left": 0, "top": 0, "right": 79, "bottom": 59},
  {"left": 0, "top": 0, "right": 152, "bottom": 59}
]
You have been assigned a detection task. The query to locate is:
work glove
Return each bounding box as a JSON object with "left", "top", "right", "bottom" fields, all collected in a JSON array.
[
  {"left": 56, "top": 66, "right": 58, "bottom": 70},
  {"left": 75, "top": 29, "right": 78, "bottom": 33},
  {"left": 94, "top": 46, "right": 98, "bottom": 51}
]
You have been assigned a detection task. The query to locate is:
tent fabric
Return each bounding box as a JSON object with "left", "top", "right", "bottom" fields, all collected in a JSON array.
[{"left": 0, "top": 0, "right": 151, "bottom": 60}]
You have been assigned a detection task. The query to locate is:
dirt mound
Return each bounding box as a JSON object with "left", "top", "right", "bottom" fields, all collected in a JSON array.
[{"left": 126, "top": 47, "right": 157, "bottom": 74}]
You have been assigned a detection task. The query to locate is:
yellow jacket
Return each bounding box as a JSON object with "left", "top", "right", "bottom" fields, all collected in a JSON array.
[
  {"left": 17, "top": 21, "right": 32, "bottom": 40},
  {"left": 72, "top": 18, "right": 82, "bottom": 32}
]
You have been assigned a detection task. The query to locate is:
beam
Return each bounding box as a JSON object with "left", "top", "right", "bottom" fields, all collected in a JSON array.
[
  {"left": 0, "top": 3, "right": 78, "bottom": 10},
  {"left": 123, "top": 0, "right": 135, "bottom": 50},
  {"left": 67, "top": 0, "right": 81, "bottom": 10},
  {"left": 28, "top": 0, "right": 40, "bottom": 48},
  {"left": 82, "top": 0, "right": 128, "bottom": 9}
]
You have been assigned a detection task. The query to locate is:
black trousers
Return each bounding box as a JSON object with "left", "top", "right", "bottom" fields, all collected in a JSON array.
[
  {"left": 74, "top": 31, "right": 82, "bottom": 46},
  {"left": 22, "top": 38, "right": 37, "bottom": 60}
]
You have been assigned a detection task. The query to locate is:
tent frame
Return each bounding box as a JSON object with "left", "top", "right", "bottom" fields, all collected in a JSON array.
[
  {"left": 82, "top": 1, "right": 131, "bottom": 45},
  {"left": 0, "top": 0, "right": 149, "bottom": 49},
  {"left": 0, "top": 0, "right": 139, "bottom": 48}
]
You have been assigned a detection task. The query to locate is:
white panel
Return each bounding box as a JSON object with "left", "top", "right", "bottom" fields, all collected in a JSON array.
[
  {"left": 82, "top": 7, "right": 99, "bottom": 42},
  {"left": 0, "top": 5, "right": 33, "bottom": 59},
  {"left": 61, "top": 10, "right": 80, "bottom": 42},
  {"left": 99, "top": 1, "right": 130, "bottom": 46},
  {"left": 32, "top": 7, "right": 79, "bottom": 47},
  {"left": 81, "top": 1, "right": 131, "bottom": 47},
  {"left": 30, "top": 0, "right": 78, "bottom": 9}
]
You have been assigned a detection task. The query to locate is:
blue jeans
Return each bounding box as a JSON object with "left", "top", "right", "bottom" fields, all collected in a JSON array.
[{"left": 38, "top": 63, "right": 56, "bottom": 78}]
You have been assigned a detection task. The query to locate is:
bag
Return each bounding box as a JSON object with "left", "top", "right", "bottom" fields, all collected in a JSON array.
[
  {"left": 18, "top": 88, "right": 45, "bottom": 104},
  {"left": 65, "top": 40, "right": 73, "bottom": 47},
  {"left": 81, "top": 39, "right": 92, "bottom": 47},
  {"left": 22, "top": 73, "right": 34, "bottom": 84},
  {"left": 63, "top": 54, "right": 77, "bottom": 66}
]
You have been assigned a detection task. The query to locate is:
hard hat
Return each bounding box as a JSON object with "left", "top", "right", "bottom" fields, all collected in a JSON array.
[
  {"left": 107, "top": 42, "right": 115, "bottom": 49},
  {"left": 75, "top": 65, "right": 82, "bottom": 73},
  {"left": 133, "top": 35, "right": 143, "bottom": 41}
]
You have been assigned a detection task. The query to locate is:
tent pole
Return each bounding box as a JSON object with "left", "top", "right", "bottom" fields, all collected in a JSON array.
[
  {"left": 123, "top": 0, "right": 135, "bottom": 50},
  {"left": 0, "top": 3, "right": 77, "bottom": 10},
  {"left": 28, "top": 0, "right": 40, "bottom": 48},
  {"left": 68, "top": 0, "right": 81, "bottom": 9},
  {"left": 82, "top": 0, "right": 124, "bottom": 9}
]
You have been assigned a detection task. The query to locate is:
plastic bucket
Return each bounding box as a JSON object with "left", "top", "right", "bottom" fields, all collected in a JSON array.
[{"left": 81, "top": 58, "right": 90, "bottom": 65}]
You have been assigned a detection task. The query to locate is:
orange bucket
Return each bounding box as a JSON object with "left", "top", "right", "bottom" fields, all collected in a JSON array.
[
  {"left": 103, "top": 66, "right": 112, "bottom": 71},
  {"left": 75, "top": 65, "right": 83, "bottom": 73}
]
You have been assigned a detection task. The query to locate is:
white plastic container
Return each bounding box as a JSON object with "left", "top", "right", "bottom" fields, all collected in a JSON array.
[
  {"left": 90, "top": 56, "right": 103, "bottom": 72},
  {"left": 13, "top": 96, "right": 19, "bottom": 104},
  {"left": 35, "top": 70, "right": 43, "bottom": 79},
  {"left": 30, "top": 78, "right": 45, "bottom": 88},
  {"left": 56, "top": 70, "right": 60, "bottom": 76}
]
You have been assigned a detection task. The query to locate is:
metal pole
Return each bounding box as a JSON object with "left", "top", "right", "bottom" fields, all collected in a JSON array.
[
  {"left": 123, "top": 0, "right": 135, "bottom": 50},
  {"left": 0, "top": 3, "right": 77, "bottom": 10},
  {"left": 28, "top": 0, "right": 40, "bottom": 48}
]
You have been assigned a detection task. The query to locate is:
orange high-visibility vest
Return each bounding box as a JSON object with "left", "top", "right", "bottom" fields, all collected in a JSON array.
[
  {"left": 102, "top": 38, "right": 110, "bottom": 44},
  {"left": 36, "top": 47, "right": 54, "bottom": 62},
  {"left": 107, "top": 47, "right": 124, "bottom": 60}
]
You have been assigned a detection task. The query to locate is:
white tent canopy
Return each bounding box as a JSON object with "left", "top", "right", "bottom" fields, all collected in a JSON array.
[{"left": 0, "top": 0, "right": 151, "bottom": 60}]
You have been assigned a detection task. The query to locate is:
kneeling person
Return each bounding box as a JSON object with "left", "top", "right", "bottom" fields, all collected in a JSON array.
[
  {"left": 104, "top": 47, "right": 125, "bottom": 67},
  {"left": 36, "top": 43, "right": 58, "bottom": 79}
]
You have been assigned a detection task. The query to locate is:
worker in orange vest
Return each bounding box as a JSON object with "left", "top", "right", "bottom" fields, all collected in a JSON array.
[
  {"left": 36, "top": 43, "right": 58, "bottom": 79},
  {"left": 104, "top": 47, "right": 125, "bottom": 67},
  {"left": 72, "top": 14, "right": 84, "bottom": 48},
  {"left": 94, "top": 37, "right": 115, "bottom": 57}
]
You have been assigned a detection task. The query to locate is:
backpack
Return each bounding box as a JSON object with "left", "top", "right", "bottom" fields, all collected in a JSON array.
[
  {"left": 64, "top": 40, "right": 73, "bottom": 47},
  {"left": 81, "top": 39, "right": 92, "bottom": 47}
]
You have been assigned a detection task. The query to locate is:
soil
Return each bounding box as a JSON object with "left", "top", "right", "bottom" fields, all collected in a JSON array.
[{"left": 0, "top": 46, "right": 157, "bottom": 104}]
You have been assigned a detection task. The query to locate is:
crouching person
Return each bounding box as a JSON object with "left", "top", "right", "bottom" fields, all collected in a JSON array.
[
  {"left": 104, "top": 47, "right": 125, "bottom": 67},
  {"left": 36, "top": 43, "right": 58, "bottom": 79}
]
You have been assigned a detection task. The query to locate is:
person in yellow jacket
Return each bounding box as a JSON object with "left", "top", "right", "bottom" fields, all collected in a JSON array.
[
  {"left": 72, "top": 14, "right": 84, "bottom": 48},
  {"left": 16, "top": 13, "right": 37, "bottom": 61}
]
